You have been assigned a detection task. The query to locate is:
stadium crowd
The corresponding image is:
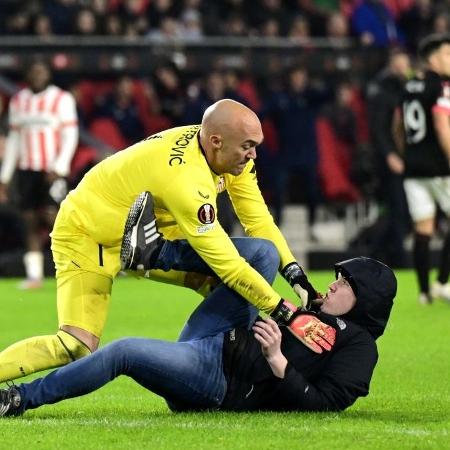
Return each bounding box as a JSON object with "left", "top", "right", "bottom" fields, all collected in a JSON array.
[
  {"left": 0, "top": 0, "right": 449, "bottom": 47},
  {"left": 0, "top": 0, "right": 449, "bottom": 283}
]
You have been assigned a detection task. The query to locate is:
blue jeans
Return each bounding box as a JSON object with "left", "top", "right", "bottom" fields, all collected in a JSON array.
[{"left": 17, "top": 238, "right": 280, "bottom": 413}]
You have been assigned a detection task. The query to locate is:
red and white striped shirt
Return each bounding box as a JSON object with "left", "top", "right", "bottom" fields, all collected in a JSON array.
[{"left": 0, "top": 85, "right": 79, "bottom": 184}]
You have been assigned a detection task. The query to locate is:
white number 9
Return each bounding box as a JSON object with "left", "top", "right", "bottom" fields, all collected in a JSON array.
[{"left": 403, "top": 100, "right": 426, "bottom": 144}]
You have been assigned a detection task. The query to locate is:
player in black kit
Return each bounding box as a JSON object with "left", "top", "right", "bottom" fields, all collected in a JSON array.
[{"left": 394, "top": 33, "right": 450, "bottom": 304}]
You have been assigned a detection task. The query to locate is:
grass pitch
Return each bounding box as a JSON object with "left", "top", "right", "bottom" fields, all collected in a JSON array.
[{"left": 0, "top": 271, "right": 449, "bottom": 449}]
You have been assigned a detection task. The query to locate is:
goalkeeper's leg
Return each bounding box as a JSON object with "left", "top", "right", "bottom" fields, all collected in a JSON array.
[
  {"left": 0, "top": 270, "right": 111, "bottom": 382},
  {"left": 0, "top": 330, "right": 91, "bottom": 383}
]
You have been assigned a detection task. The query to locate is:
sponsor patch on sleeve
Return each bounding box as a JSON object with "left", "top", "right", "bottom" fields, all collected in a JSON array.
[
  {"left": 197, "top": 223, "right": 215, "bottom": 234},
  {"left": 197, "top": 203, "right": 215, "bottom": 224}
]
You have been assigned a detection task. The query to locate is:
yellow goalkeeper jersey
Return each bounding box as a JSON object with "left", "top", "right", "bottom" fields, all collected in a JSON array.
[{"left": 57, "top": 125, "right": 296, "bottom": 313}]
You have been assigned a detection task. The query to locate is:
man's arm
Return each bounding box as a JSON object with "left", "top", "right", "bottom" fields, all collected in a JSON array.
[
  {"left": 162, "top": 175, "right": 282, "bottom": 314},
  {"left": 227, "top": 161, "right": 321, "bottom": 308},
  {"left": 227, "top": 161, "right": 295, "bottom": 269},
  {"left": 0, "top": 95, "right": 21, "bottom": 190},
  {"left": 432, "top": 109, "right": 450, "bottom": 161},
  {"left": 51, "top": 92, "right": 79, "bottom": 177}
]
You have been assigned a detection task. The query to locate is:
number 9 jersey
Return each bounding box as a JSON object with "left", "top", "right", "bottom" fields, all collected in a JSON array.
[{"left": 401, "top": 70, "right": 450, "bottom": 177}]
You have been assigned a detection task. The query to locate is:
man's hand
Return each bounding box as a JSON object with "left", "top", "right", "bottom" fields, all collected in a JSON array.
[
  {"left": 253, "top": 318, "right": 287, "bottom": 378},
  {"left": 49, "top": 177, "right": 68, "bottom": 204},
  {"left": 270, "top": 298, "right": 297, "bottom": 324},
  {"left": 281, "top": 262, "right": 321, "bottom": 310},
  {"left": 288, "top": 314, "right": 336, "bottom": 354},
  {"left": 0, "top": 183, "right": 8, "bottom": 203},
  {"left": 386, "top": 152, "right": 404, "bottom": 174}
]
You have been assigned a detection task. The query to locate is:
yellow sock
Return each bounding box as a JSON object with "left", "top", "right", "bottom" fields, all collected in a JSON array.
[{"left": 0, "top": 330, "right": 91, "bottom": 383}]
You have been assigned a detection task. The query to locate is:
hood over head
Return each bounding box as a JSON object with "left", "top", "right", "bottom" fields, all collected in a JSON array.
[{"left": 334, "top": 257, "right": 397, "bottom": 339}]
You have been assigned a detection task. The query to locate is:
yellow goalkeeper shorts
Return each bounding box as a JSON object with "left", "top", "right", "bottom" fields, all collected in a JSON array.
[{"left": 51, "top": 204, "right": 118, "bottom": 338}]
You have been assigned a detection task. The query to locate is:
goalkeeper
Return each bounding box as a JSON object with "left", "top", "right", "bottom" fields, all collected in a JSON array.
[
  {"left": 0, "top": 98, "right": 319, "bottom": 383},
  {"left": 0, "top": 256, "right": 397, "bottom": 415}
]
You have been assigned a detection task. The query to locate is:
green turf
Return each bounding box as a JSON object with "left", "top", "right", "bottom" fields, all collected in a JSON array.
[{"left": 0, "top": 271, "right": 449, "bottom": 449}]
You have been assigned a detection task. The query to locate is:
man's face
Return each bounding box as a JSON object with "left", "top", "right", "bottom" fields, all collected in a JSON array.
[
  {"left": 430, "top": 43, "right": 450, "bottom": 77},
  {"left": 211, "top": 121, "right": 263, "bottom": 176},
  {"left": 320, "top": 273, "right": 357, "bottom": 316},
  {"left": 27, "top": 63, "right": 51, "bottom": 92}
]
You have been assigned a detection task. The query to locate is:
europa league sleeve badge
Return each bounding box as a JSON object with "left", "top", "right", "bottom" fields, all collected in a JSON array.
[{"left": 197, "top": 203, "right": 216, "bottom": 224}]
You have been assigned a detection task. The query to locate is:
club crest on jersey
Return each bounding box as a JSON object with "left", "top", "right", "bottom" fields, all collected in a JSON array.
[
  {"left": 216, "top": 176, "right": 226, "bottom": 193},
  {"left": 198, "top": 203, "right": 215, "bottom": 224},
  {"left": 336, "top": 318, "right": 347, "bottom": 330}
]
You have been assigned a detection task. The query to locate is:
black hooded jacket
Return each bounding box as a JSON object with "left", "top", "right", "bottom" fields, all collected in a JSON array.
[{"left": 220, "top": 257, "right": 397, "bottom": 412}]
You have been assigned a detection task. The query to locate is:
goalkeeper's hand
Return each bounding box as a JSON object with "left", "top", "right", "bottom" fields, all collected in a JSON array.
[
  {"left": 281, "top": 262, "right": 322, "bottom": 310},
  {"left": 287, "top": 313, "right": 336, "bottom": 354},
  {"left": 270, "top": 300, "right": 336, "bottom": 354}
]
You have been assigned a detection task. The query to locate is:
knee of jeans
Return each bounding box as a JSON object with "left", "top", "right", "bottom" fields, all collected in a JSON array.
[
  {"left": 264, "top": 242, "right": 280, "bottom": 282},
  {"left": 102, "top": 338, "right": 139, "bottom": 363},
  {"left": 253, "top": 239, "right": 280, "bottom": 282}
]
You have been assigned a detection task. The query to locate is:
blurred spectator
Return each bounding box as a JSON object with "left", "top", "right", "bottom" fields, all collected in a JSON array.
[
  {"left": 326, "top": 12, "right": 350, "bottom": 39},
  {"left": 263, "top": 65, "right": 330, "bottom": 227},
  {"left": 351, "top": 0, "right": 405, "bottom": 47},
  {"left": 295, "top": 0, "right": 341, "bottom": 36},
  {"left": 147, "top": 0, "right": 179, "bottom": 30},
  {"left": 95, "top": 75, "right": 145, "bottom": 144},
  {"left": 74, "top": 8, "right": 99, "bottom": 35},
  {"left": 222, "top": 13, "right": 248, "bottom": 37},
  {"left": 43, "top": 0, "right": 78, "bottom": 35},
  {"left": 152, "top": 63, "right": 185, "bottom": 124},
  {"left": 182, "top": 71, "right": 245, "bottom": 124},
  {"left": 4, "top": 11, "right": 32, "bottom": 35},
  {"left": 102, "top": 13, "right": 124, "bottom": 36},
  {"left": 146, "top": 16, "right": 183, "bottom": 40},
  {"left": 117, "top": 0, "right": 150, "bottom": 35},
  {"left": 251, "top": 0, "right": 290, "bottom": 36},
  {"left": 432, "top": 11, "right": 450, "bottom": 34},
  {"left": 398, "top": 0, "right": 435, "bottom": 51},
  {"left": 383, "top": 0, "right": 415, "bottom": 19},
  {"left": 288, "top": 15, "right": 312, "bottom": 40},
  {"left": 366, "top": 48, "right": 411, "bottom": 266},
  {"left": 33, "top": 13, "right": 53, "bottom": 38},
  {"left": 181, "top": 8, "right": 203, "bottom": 40},
  {"left": 316, "top": 81, "right": 362, "bottom": 204},
  {"left": 259, "top": 18, "right": 281, "bottom": 38},
  {"left": 0, "top": 60, "right": 79, "bottom": 289},
  {"left": 223, "top": 69, "right": 262, "bottom": 111},
  {"left": 91, "top": 0, "right": 110, "bottom": 16}
]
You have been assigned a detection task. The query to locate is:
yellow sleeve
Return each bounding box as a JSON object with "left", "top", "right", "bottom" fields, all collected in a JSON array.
[
  {"left": 162, "top": 170, "right": 281, "bottom": 313},
  {"left": 227, "top": 161, "right": 296, "bottom": 269}
]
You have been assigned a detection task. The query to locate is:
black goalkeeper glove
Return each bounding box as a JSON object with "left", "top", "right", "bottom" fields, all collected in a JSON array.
[
  {"left": 270, "top": 300, "right": 336, "bottom": 354},
  {"left": 281, "top": 262, "right": 321, "bottom": 310}
]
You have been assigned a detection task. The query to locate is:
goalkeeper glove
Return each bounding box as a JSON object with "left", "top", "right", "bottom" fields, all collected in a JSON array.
[
  {"left": 271, "top": 300, "right": 335, "bottom": 354},
  {"left": 281, "top": 262, "right": 321, "bottom": 310},
  {"left": 287, "top": 313, "right": 336, "bottom": 354}
]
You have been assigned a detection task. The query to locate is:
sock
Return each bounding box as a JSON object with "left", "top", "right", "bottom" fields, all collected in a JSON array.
[
  {"left": 0, "top": 330, "right": 91, "bottom": 383},
  {"left": 413, "top": 233, "right": 431, "bottom": 294},
  {"left": 23, "top": 251, "right": 44, "bottom": 281},
  {"left": 437, "top": 231, "right": 450, "bottom": 285}
]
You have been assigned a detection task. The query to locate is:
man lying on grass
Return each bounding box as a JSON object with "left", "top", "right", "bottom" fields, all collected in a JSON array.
[{"left": 0, "top": 256, "right": 396, "bottom": 416}]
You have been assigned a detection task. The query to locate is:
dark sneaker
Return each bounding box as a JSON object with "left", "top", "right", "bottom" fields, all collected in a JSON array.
[
  {"left": 120, "top": 191, "right": 163, "bottom": 270},
  {"left": 0, "top": 385, "right": 22, "bottom": 417}
]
